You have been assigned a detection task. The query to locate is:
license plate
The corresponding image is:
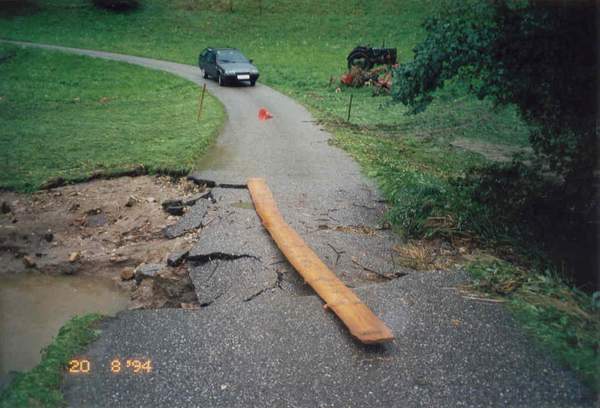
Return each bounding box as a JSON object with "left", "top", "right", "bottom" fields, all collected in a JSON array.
[{"left": 237, "top": 74, "right": 250, "bottom": 80}]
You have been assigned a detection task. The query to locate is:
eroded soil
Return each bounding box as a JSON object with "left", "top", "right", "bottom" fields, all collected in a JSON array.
[{"left": 0, "top": 175, "right": 207, "bottom": 308}]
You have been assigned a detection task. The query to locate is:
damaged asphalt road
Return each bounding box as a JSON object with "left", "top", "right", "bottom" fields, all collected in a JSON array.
[{"left": 4, "top": 41, "right": 592, "bottom": 406}]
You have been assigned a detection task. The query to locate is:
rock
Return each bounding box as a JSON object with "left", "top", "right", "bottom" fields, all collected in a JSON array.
[
  {"left": 85, "top": 208, "right": 102, "bottom": 215},
  {"left": 120, "top": 267, "right": 135, "bottom": 281},
  {"left": 134, "top": 263, "right": 162, "bottom": 284},
  {"left": 68, "top": 252, "right": 81, "bottom": 263},
  {"left": 1, "top": 201, "right": 11, "bottom": 214},
  {"left": 167, "top": 250, "right": 189, "bottom": 267},
  {"left": 109, "top": 255, "right": 129, "bottom": 263},
  {"left": 43, "top": 231, "right": 54, "bottom": 242},
  {"left": 147, "top": 197, "right": 156, "bottom": 203},
  {"left": 125, "top": 196, "right": 139, "bottom": 208},
  {"left": 85, "top": 213, "right": 108, "bottom": 227},
  {"left": 22, "top": 255, "right": 36, "bottom": 268},
  {"left": 62, "top": 264, "right": 78, "bottom": 275}
]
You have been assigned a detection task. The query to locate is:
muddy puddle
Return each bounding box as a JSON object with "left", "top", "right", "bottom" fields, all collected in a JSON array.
[{"left": 0, "top": 273, "right": 129, "bottom": 380}]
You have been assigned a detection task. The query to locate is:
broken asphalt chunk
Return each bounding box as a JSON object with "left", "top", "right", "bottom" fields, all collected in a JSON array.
[
  {"left": 186, "top": 174, "right": 217, "bottom": 188},
  {"left": 134, "top": 263, "right": 163, "bottom": 284},
  {"left": 162, "top": 199, "right": 210, "bottom": 239},
  {"left": 165, "top": 205, "right": 185, "bottom": 216},
  {"left": 188, "top": 257, "right": 277, "bottom": 306},
  {"left": 167, "top": 250, "right": 189, "bottom": 267},
  {"left": 162, "top": 192, "right": 212, "bottom": 216}
]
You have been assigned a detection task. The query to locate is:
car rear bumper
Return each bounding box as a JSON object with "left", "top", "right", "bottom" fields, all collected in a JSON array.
[{"left": 224, "top": 73, "right": 259, "bottom": 83}]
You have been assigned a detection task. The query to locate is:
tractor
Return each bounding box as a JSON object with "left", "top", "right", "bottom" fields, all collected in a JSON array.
[{"left": 346, "top": 45, "right": 397, "bottom": 70}]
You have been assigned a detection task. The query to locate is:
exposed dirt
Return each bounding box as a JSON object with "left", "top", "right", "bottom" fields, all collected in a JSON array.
[{"left": 0, "top": 175, "right": 207, "bottom": 308}]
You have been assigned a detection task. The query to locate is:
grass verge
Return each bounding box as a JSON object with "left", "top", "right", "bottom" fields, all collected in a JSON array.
[
  {"left": 0, "top": 43, "right": 224, "bottom": 192},
  {"left": 0, "top": 314, "right": 103, "bottom": 408},
  {"left": 466, "top": 259, "right": 599, "bottom": 392}
]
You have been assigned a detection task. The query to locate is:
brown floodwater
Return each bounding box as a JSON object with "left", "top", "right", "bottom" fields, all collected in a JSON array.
[{"left": 0, "top": 273, "right": 129, "bottom": 380}]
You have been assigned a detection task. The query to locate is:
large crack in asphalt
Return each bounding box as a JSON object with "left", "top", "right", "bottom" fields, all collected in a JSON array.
[{"left": 171, "top": 185, "right": 410, "bottom": 307}]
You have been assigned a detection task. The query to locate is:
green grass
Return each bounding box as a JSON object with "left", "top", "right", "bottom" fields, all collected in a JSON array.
[
  {"left": 0, "top": 314, "right": 103, "bottom": 408},
  {"left": 0, "top": 0, "right": 529, "bottom": 149},
  {"left": 0, "top": 43, "right": 224, "bottom": 191},
  {"left": 466, "top": 259, "right": 600, "bottom": 392},
  {"left": 330, "top": 125, "right": 487, "bottom": 237}
]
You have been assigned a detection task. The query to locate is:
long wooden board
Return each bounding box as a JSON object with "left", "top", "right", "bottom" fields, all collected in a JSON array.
[{"left": 247, "top": 178, "right": 394, "bottom": 344}]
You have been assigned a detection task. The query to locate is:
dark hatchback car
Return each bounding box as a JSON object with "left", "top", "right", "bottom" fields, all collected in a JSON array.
[{"left": 198, "top": 47, "right": 259, "bottom": 86}]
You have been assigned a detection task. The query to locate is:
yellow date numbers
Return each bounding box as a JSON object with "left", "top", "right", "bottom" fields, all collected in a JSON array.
[
  {"left": 67, "top": 358, "right": 152, "bottom": 375},
  {"left": 110, "top": 358, "right": 152, "bottom": 374},
  {"left": 68, "top": 359, "right": 91, "bottom": 374}
]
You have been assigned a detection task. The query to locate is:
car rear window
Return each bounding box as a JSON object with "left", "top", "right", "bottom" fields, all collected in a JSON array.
[{"left": 217, "top": 50, "right": 248, "bottom": 63}]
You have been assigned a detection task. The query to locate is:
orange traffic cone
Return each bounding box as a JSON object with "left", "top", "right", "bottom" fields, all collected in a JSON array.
[{"left": 258, "top": 108, "right": 273, "bottom": 121}]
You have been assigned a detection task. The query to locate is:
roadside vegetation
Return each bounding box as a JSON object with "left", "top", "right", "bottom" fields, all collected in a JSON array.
[
  {"left": 0, "top": 43, "right": 224, "bottom": 191},
  {"left": 466, "top": 260, "right": 599, "bottom": 390},
  {"left": 0, "top": 0, "right": 596, "bottom": 392},
  {"left": 0, "top": 314, "right": 102, "bottom": 408}
]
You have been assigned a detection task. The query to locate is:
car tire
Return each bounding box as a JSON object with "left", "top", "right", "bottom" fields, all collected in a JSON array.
[
  {"left": 250, "top": 79, "right": 256, "bottom": 87},
  {"left": 201, "top": 69, "right": 208, "bottom": 79},
  {"left": 218, "top": 73, "right": 224, "bottom": 86}
]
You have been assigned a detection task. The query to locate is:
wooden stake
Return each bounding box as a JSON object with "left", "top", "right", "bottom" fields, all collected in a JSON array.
[
  {"left": 247, "top": 178, "right": 394, "bottom": 344},
  {"left": 346, "top": 94, "right": 353, "bottom": 122},
  {"left": 197, "top": 83, "right": 206, "bottom": 121}
]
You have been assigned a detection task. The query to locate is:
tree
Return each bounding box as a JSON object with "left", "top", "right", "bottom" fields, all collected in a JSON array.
[
  {"left": 92, "top": 0, "right": 140, "bottom": 12},
  {"left": 393, "top": 0, "right": 598, "bottom": 217}
]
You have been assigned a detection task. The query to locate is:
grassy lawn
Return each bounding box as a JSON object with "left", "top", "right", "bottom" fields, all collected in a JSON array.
[
  {"left": 0, "top": 314, "right": 102, "bottom": 408},
  {"left": 0, "top": 43, "right": 224, "bottom": 191},
  {"left": 1, "top": 0, "right": 596, "bottom": 394},
  {"left": 0, "top": 0, "right": 529, "bottom": 149}
]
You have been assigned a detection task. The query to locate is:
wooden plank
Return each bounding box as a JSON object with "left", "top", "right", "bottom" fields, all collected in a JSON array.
[{"left": 247, "top": 178, "right": 394, "bottom": 344}]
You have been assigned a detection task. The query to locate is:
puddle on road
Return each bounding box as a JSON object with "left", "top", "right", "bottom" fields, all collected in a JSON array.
[
  {"left": 0, "top": 273, "right": 129, "bottom": 380},
  {"left": 195, "top": 144, "right": 232, "bottom": 171}
]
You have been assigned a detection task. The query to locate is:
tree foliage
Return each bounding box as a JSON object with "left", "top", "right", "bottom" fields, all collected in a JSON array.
[
  {"left": 92, "top": 0, "right": 140, "bottom": 12},
  {"left": 393, "top": 0, "right": 598, "bottom": 210}
]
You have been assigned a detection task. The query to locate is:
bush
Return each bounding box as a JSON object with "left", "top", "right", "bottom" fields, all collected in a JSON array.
[{"left": 92, "top": 0, "right": 140, "bottom": 12}]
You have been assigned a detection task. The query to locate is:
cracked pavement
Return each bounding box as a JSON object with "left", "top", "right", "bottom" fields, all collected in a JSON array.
[{"left": 2, "top": 41, "right": 593, "bottom": 406}]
